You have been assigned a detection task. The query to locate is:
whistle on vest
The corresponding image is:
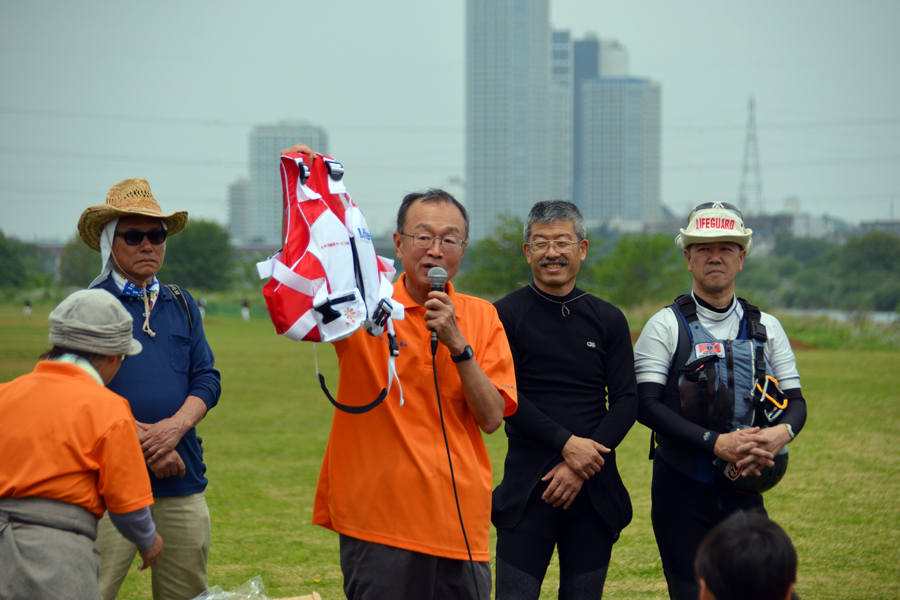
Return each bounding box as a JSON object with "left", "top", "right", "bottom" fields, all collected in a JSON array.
[{"left": 366, "top": 297, "right": 393, "bottom": 337}]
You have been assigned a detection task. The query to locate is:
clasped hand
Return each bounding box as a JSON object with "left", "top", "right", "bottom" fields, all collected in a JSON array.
[
  {"left": 561, "top": 435, "right": 609, "bottom": 479},
  {"left": 713, "top": 425, "right": 790, "bottom": 477},
  {"left": 138, "top": 420, "right": 186, "bottom": 479}
]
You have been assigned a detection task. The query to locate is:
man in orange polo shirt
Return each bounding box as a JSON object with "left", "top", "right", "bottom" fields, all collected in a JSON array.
[{"left": 290, "top": 158, "right": 517, "bottom": 599}]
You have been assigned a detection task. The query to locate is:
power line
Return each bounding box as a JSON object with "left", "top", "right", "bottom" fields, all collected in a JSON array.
[
  {"left": 2, "top": 106, "right": 898, "bottom": 135},
  {"left": 0, "top": 185, "right": 226, "bottom": 203},
  {"left": 0, "top": 148, "right": 245, "bottom": 168},
  {"left": 0, "top": 148, "right": 462, "bottom": 172},
  {"left": 665, "top": 156, "right": 900, "bottom": 172},
  {"left": 669, "top": 192, "right": 898, "bottom": 205},
  {"left": 1, "top": 147, "right": 893, "bottom": 174},
  {"left": 666, "top": 117, "right": 900, "bottom": 134},
  {"left": 0, "top": 107, "right": 461, "bottom": 134}
]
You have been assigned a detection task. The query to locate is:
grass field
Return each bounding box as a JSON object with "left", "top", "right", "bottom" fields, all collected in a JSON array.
[{"left": 2, "top": 304, "right": 899, "bottom": 599}]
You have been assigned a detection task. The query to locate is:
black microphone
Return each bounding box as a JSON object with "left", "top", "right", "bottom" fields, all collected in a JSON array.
[{"left": 427, "top": 267, "right": 448, "bottom": 355}]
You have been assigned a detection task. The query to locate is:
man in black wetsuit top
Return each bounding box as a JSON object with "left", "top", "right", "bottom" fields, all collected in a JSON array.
[{"left": 492, "top": 200, "right": 638, "bottom": 599}]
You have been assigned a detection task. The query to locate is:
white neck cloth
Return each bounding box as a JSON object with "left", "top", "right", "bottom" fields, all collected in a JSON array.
[{"left": 89, "top": 218, "right": 120, "bottom": 289}]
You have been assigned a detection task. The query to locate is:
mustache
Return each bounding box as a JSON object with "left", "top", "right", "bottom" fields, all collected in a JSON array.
[{"left": 539, "top": 257, "right": 569, "bottom": 266}]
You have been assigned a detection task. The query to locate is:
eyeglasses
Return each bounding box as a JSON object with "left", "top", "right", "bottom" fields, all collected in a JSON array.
[
  {"left": 527, "top": 239, "right": 578, "bottom": 254},
  {"left": 401, "top": 232, "right": 467, "bottom": 253},
  {"left": 689, "top": 202, "right": 743, "bottom": 221},
  {"left": 115, "top": 229, "right": 167, "bottom": 246}
]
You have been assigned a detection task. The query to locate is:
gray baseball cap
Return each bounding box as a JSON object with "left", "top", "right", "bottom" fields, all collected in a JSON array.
[{"left": 48, "top": 289, "right": 142, "bottom": 357}]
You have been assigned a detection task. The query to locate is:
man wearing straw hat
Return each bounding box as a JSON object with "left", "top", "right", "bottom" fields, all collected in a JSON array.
[
  {"left": 0, "top": 289, "right": 161, "bottom": 600},
  {"left": 78, "top": 179, "right": 221, "bottom": 600},
  {"left": 634, "top": 201, "right": 807, "bottom": 600}
]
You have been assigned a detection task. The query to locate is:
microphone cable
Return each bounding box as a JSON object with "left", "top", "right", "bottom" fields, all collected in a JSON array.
[{"left": 432, "top": 345, "right": 482, "bottom": 600}]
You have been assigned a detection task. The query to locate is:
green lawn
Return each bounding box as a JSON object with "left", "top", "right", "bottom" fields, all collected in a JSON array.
[{"left": 2, "top": 304, "right": 898, "bottom": 599}]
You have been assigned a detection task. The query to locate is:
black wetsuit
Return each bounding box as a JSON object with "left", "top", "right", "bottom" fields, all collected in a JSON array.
[{"left": 493, "top": 285, "right": 637, "bottom": 599}]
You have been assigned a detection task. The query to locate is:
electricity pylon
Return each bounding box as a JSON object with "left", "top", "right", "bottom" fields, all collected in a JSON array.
[{"left": 738, "top": 96, "right": 764, "bottom": 215}]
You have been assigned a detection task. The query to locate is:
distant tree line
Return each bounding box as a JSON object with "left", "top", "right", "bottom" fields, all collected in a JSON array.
[
  {"left": 1, "top": 220, "right": 237, "bottom": 293},
  {"left": 740, "top": 231, "right": 900, "bottom": 312},
  {"left": 4, "top": 217, "right": 899, "bottom": 314},
  {"left": 456, "top": 215, "right": 900, "bottom": 313},
  {"left": 0, "top": 231, "right": 57, "bottom": 289}
]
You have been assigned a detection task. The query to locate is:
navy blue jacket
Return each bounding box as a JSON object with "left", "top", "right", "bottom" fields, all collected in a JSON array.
[{"left": 93, "top": 275, "right": 221, "bottom": 497}]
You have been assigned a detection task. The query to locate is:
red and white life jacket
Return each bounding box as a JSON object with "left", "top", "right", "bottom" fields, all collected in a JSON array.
[{"left": 257, "top": 152, "right": 404, "bottom": 412}]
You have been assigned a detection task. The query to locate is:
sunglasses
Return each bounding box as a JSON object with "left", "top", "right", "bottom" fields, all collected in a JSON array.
[
  {"left": 115, "top": 229, "right": 167, "bottom": 246},
  {"left": 689, "top": 202, "right": 743, "bottom": 221}
]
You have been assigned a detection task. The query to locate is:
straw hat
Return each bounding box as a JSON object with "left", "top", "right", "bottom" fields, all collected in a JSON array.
[
  {"left": 77, "top": 179, "right": 188, "bottom": 251},
  {"left": 675, "top": 205, "right": 753, "bottom": 256}
]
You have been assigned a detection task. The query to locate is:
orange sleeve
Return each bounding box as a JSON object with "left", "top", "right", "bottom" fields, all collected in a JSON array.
[
  {"left": 93, "top": 419, "right": 154, "bottom": 514},
  {"left": 474, "top": 303, "right": 519, "bottom": 417}
]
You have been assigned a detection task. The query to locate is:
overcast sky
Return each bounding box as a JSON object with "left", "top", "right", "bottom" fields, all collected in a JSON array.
[{"left": 1, "top": 0, "right": 898, "bottom": 243}]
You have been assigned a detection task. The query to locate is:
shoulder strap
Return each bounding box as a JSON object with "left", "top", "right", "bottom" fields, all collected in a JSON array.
[
  {"left": 674, "top": 293, "right": 698, "bottom": 324},
  {"left": 737, "top": 297, "right": 767, "bottom": 342},
  {"left": 649, "top": 295, "right": 696, "bottom": 459},
  {"left": 166, "top": 284, "right": 193, "bottom": 332},
  {"left": 670, "top": 294, "right": 697, "bottom": 356},
  {"left": 737, "top": 297, "right": 770, "bottom": 421}
]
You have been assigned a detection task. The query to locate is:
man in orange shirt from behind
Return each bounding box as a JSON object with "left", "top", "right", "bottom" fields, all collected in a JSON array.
[{"left": 0, "top": 290, "right": 161, "bottom": 600}]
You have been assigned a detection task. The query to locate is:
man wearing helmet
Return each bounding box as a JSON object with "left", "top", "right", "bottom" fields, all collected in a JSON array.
[{"left": 634, "top": 202, "right": 807, "bottom": 600}]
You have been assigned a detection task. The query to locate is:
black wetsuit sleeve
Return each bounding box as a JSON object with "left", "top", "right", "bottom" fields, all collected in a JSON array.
[
  {"left": 505, "top": 392, "right": 574, "bottom": 451},
  {"left": 639, "top": 384, "right": 808, "bottom": 451},
  {"left": 781, "top": 388, "right": 807, "bottom": 437},
  {"left": 638, "top": 381, "right": 720, "bottom": 453},
  {"left": 497, "top": 295, "right": 573, "bottom": 451},
  {"left": 589, "top": 308, "right": 637, "bottom": 449}
]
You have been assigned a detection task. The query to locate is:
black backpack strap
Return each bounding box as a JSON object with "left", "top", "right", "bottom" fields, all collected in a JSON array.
[
  {"left": 166, "top": 284, "right": 193, "bottom": 332},
  {"left": 738, "top": 297, "right": 770, "bottom": 423},
  {"left": 738, "top": 297, "right": 767, "bottom": 343},
  {"left": 674, "top": 293, "right": 698, "bottom": 324},
  {"left": 670, "top": 295, "right": 697, "bottom": 377},
  {"left": 738, "top": 297, "right": 767, "bottom": 376}
]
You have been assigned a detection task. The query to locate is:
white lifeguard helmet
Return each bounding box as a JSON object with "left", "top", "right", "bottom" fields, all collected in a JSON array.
[{"left": 675, "top": 202, "right": 753, "bottom": 256}]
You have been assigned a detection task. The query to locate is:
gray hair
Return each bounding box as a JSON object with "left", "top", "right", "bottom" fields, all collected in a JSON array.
[
  {"left": 396, "top": 189, "right": 469, "bottom": 240},
  {"left": 523, "top": 200, "right": 586, "bottom": 242}
]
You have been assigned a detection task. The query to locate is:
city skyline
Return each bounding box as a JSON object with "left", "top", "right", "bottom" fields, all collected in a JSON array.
[
  {"left": 1, "top": 1, "right": 898, "bottom": 243},
  {"left": 466, "top": 0, "right": 552, "bottom": 240},
  {"left": 245, "top": 122, "right": 329, "bottom": 246}
]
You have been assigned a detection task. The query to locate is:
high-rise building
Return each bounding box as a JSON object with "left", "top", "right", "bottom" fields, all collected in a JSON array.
[
  {"left": 466, "top": 0, "right": 552, "bottom": 240},
  {"left": 549, "top": 29, "right": 573, "bottom": 202},
  {"left": 598, "top": 39, "right": 629, "bottom": 78},
  {"left": 466, "top": 6, "right": 660, "bottom": 237},
  {"left": 579, "top": 77, "right": 661, "bottom": 228},
  {"left": 227, "top": 178, "right": 250, "bottom": 245},
  {"left": 247, "top": 122, "right": 328, "bottom": 245},
  {"left": 571, "top": 35, "right": 599, "bottom": 208},
  {"left": 574, "top": 38, "right": 660, "bottom": 228}
]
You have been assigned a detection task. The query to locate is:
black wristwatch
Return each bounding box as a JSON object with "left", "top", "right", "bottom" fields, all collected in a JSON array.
[{"left": 451, "top": 345, "right": 474, "bottom": 363}]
